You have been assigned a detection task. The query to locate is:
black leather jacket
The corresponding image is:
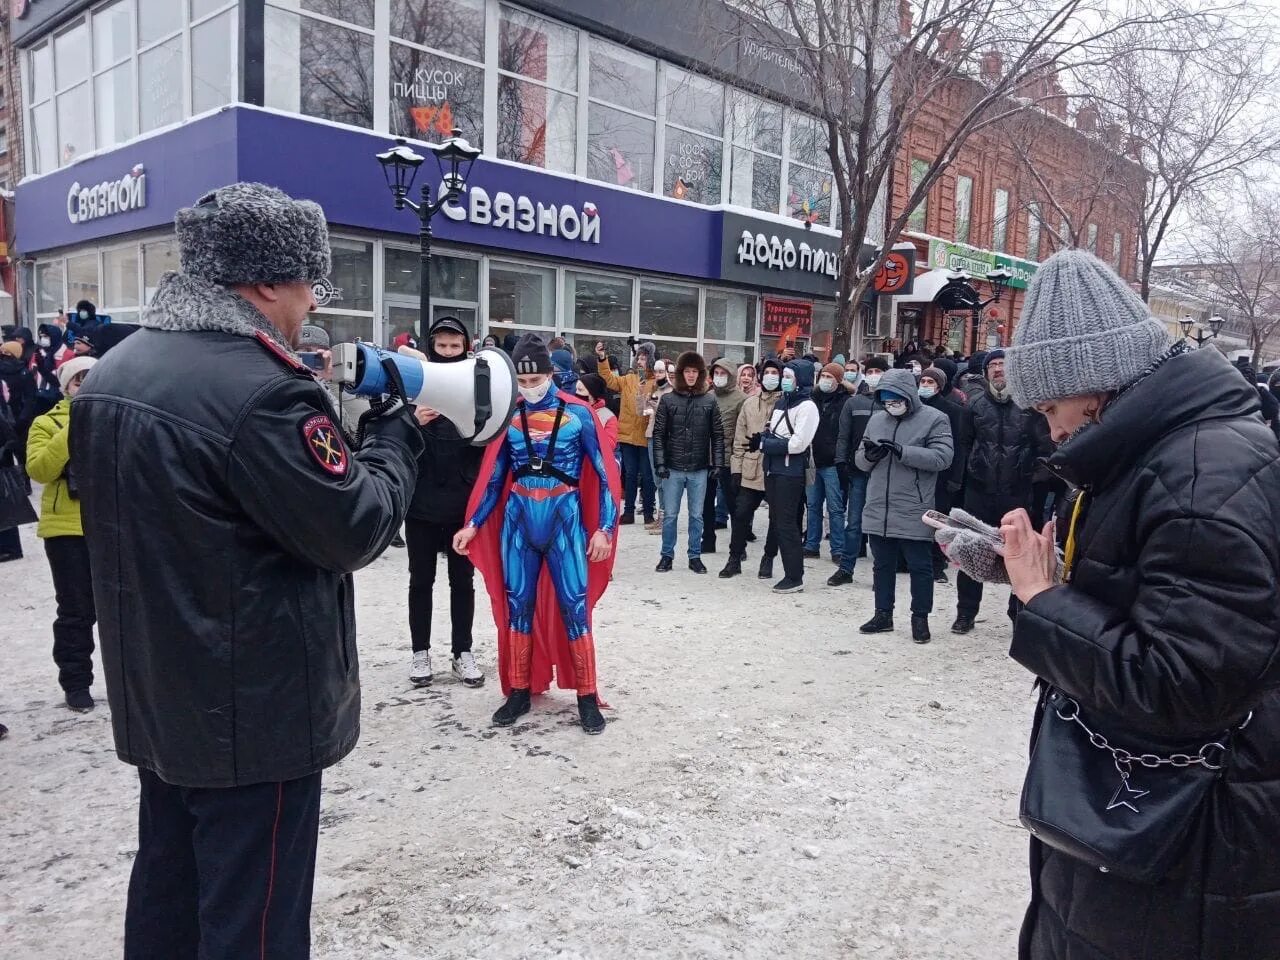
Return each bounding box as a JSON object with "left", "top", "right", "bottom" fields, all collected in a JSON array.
[
  {"left": 72, "top": 289, "right": 421, "bottom": 789},
  {"left": 652, "top": 389, "right": 725, "bottom": 473}
]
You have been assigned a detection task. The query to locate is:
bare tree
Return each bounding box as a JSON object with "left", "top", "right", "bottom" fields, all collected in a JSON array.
[
  {"left": 1078, "top": 9, "right": 1280, "bottom": 302},
  {"left": 715, "top": 0, "right": 1237, "bottom": 355},
  {"left": 1184, "top": 187, "right": 1280, "bottom": 367}
]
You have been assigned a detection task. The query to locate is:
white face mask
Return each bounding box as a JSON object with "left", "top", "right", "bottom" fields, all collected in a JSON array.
[
  {"left": 884, "top": 399, "right": 909, "bottom": 417},
  {"left": 865, "top": 373, "right": 882, "bottom": 389},
  {"left": 38, "top": 337, "right": 51, "bottom": 349},
  {"left": 78, "top": 310, "right": 90, "bottom": 321},
  {"left": 918, "top": 385, "right": 937, "bottom": 400},
  {"left": 518, "top": 379, "right": 553, "bottom": 404},
  {"left": 713, "top": 373, "right": 729, "bottom": 389},
  {"left": 761, "top": 373, "right": 781, "bottom": 392},
  {"left": 817, "top": 377, "right": 837, "bottom": 393}
]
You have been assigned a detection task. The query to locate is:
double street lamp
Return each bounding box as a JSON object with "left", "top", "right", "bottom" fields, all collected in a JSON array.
[
  {"left": 376, "top": 129, "right": 482, "bottom": 340},
  {"left": 939, "top": 266, "right": 1015, "bottom": 351},
  {"left": 1181, "top": 314, "right": 1226, "bottom": 348}
]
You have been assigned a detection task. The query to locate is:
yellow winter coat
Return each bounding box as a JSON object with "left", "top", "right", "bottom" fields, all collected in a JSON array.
[
  {"left": 597, "top": 359, "right": 654, "bottom": 448},
  {"left": 26, "top": 398, "right": 82, "bottom": 538}
]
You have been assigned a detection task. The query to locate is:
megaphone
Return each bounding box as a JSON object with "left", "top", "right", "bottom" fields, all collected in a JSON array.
[{"left": 332, "top": 342, "right": 517, "bottom": 446}]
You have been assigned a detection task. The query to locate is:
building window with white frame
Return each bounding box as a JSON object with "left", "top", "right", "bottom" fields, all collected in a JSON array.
[
  {"left": 954, "top": 174, "right": 973, "bottom": 244},
  {"left": 496, "top": 4, "right": 577, "bottom": 174},
  {"left": 488, "top": 260, "right": 557, "bottom": 342},
  {"left": 561, "top": 270, "right": 633, "bottom": 363},
  {"left": 1086, "top": 222, "right": 1098, "bottom": 253},
  {"left": 992, "top": 187, "right": 1009, "bottom": 253},
  {"left": 662, "top": 65, "right": 724, "bottom": 205},
  {"left": 53, "top": 19, "right": 93, "bottom": 167},
  {"left": 1027, "top": 202, "right": 1042, "bottom": 261},
  {"left": 388, "top": 0, "right": 485, "bottom": 147},
  {"left": 639, "top": 279, "right": 699, "bottom": 355},
  {"left": 906, "top": 157, "right": 928, "bottom": 233},
  {"left": 1112, "top": 230, "right": 1123, "bottom": 271},
  {"left": 190, "top": 2, "right": 237, "bottom": 115},
  {"left": 586, "top": 38, "right": 656, "bottom": 192},
  {"left": 787, "top": 113, "right": 833, "bottom": 226},
  {"left": 727, "top": 91, "right": 782, "bottom": 214},
  {"left": 266, "top": 0, "right": 376, "bottom": 130},
  {"left": 94, "top": 1, "right": 136, "bottom": 149},
  {"left": 102, "top": 244, "right": 142, "bottom": 324},
  {"left": 0, "top": 127, "right": 7, "bottom": 156},
  {"left": 704, "top": 289, "right": 757, "bottom": 363}
]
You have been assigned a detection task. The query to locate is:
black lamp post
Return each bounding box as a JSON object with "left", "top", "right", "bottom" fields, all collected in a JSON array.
[
  {"left": 1180, "top": 314, "right": 1226, "bottom": 347},
  {"left": 940, "top": 266, "right": 1014, "bottom": 352},
  {"left": 376, "top": 129, "right": 481, "bottom": 339}
]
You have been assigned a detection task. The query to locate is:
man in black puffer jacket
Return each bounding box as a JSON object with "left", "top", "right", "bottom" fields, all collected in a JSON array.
[
  {"left": 72, "top": 183, "right": 422, "bottom": 959},
  {"left": 652, "top": 351, "right": 724, "bottom": 574},
  {"left": 403, "top": 315, "right": 486, "bottom": 690},
  {"left": 951, "top": 349, "right": 1048, "bottom": 634}
]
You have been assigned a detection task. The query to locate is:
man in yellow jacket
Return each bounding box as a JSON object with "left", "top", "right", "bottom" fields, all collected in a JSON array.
[
  {"left": 26, "top": 355, "right": 97, "bottom": 713},
  {"left": 595, "top": 339, "right": 657, "bottom": 525}
]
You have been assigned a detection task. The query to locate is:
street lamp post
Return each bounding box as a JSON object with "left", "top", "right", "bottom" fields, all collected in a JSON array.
[
  {"left": 1180, "top": 314, "right": 1226, "bottom": 348},
  {"left": 376, "top": 129, "right": 482, "bottom": 340},
  {"left": 941, "top": 266, "right": 1014, "bottom": 352}
]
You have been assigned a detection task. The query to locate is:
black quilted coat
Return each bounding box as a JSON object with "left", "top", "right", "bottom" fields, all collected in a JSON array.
[{"left": 1010, "top": 346, "right": 1280, "bottom": 959}]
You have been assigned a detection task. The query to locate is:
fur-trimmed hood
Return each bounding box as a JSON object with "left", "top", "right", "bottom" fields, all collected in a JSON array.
[
  {"left": 673, "top": 350, "right": 708, "bottom": 395},
  {"left": 141, "top": 272, "right": 296, "bottom": 354}
]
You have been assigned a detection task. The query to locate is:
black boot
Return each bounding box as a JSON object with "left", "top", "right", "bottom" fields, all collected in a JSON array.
[
  {"left": 859, "top": 611, "right": 894, "bottom": 634},
  {"left": 951, "top": 615, "right": 975, "bottom": 635},
  {"left": 719, "top": 557, "right": 742, "bottom": 578},
  {"left": 689, "top": 558, "right": 708, "bottom": 574},
  {"left": 827, "top": 568, "right": 853, "bottom": 586},
  {"left": 578, "top": 694, "right": 606, "bottom": 735},
  {"left": 912, "top": 616, "right": 931, "bottom": 644},
  {"left": 757, "top": 556, "right": 774, "bottom": 579},
  {"left": 620, "top": 512, "right": 636, "bottom": 526},
  {"left": 655, "top": 556, "right": 673, "bottom": 572},
  {"left": 492, "top": 688, "right": 531, "bottom": 727}
]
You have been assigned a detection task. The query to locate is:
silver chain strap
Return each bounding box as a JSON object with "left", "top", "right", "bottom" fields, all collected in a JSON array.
[{"left": 1051, "top": 695, "right": 1244, "bottom": 774}]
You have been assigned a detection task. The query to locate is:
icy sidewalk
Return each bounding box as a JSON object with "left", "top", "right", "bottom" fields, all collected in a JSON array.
[{"left": 0, "top": 520, "right": 1032, "bottom": 959}]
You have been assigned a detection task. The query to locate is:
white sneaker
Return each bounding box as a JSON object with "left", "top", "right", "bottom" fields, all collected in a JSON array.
[
  {"left": 452, "top": 651, "right": 486, "bottom": 687},
  {"left": 409, "top": 650, "right": 432, "bottom": 686}
]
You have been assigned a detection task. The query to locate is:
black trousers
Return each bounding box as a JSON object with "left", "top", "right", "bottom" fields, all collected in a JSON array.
[
  {"left": 125, "top": 768, "right": 322, "bottom": 960},
  {"left": 44, "top": 535, "right": 96, "bottom": 693},
  {"left": 765, "top": 473, "right": 806, "bottom": 582},
  {"left": 405, "top": 518, "right": 474, "bottom": 655},
  {"left": 729, "top": 484, "right": 777, "bottom": 561},
  {"left": 701, "top": 467, "right": 733, "bottom": 552},
  {"left": 870, "top": 536, "right": 935, "bottom": 616}
]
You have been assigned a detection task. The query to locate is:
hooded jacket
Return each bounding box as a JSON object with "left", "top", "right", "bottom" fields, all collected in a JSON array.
[
  {"left": 810, "top": 368, "right": 850, "bottom": 468},
  {"left": 1012, "top": 346, "right": 1280, "bottom": 960},
  {"left": 34, "top": 324, "right": 68, "bottom": 397},
  {"left": 408, "top": 317, "right": 486, "bottom": 526},
  {"left": 653, "top": 351, "right": 725, "bottom": 474},
  {"left": 762, "top": 360, "right": 819, "bottom": 478},
  {"left": 71, "top": 272, "right": 422, "bottom": 788},
  {"left": 709, "top": 357, "right": 746, "bottom": 456},
  {"left": 732, "top": 359, "right": 783, "bottom": 491},
  {"left": 25, "top": 397, "right": 83, "bottom": 538},
  {"left": 597, "top": 341, "right": 655, "bottom": 447},
  {"left": 855, "top": 368, "right": 953, "bottom": 540}
]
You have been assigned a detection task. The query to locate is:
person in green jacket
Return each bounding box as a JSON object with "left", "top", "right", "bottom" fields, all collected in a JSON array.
[{"left": 26, "top": 355, "right": 97, "bottom": 713}]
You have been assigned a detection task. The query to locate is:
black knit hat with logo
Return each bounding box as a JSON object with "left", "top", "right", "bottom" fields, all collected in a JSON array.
[{"left": 511, "top": 333, "right": 553, "bottom": 374}]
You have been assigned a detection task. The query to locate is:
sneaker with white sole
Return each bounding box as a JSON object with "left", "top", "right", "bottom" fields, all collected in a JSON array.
[
  {"left": 409, "top": 650, "right": 432, "bottom": 686},
  {"left": 452, "top": 651, "right": 485, "bottom": 687}
]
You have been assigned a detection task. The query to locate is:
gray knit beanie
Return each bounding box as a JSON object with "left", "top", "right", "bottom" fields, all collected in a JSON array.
[
  {"left": 175, "top": 182, "right": 331, "bottom": 286},
  {"left": 1005, "top": 249, "right": 1171, "bottom": 408}
]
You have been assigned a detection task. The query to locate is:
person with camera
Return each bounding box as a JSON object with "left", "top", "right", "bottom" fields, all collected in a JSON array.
[
  {"left": 71, "top": 183, "right": 423, "bottom": 959},
  {"left": 595, "top": 338, "right": 658, "bottom": 527},
  {"left": 25, "top": 356, "right": 98, "bottom": 713}
]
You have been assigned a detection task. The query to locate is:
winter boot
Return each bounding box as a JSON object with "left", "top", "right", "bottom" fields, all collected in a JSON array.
[
  {"left": 578, "top": 694, "right": 606, "bottom": 735},
  {"left": 827, "top": 569, "right": 853, "bottom": 587},
  {"left": 620, "top": 512, "right": 636, "bottom": 526},
  {"left": 859, "top": 611, "right": 894, "bottom": 634},
  {"left": 719, "top": 557, "right": 743, "bottom": 578},
  {"left": 772, "top": 577, "right": 804, "bottom": 594},
  {"left": 757, "top": 556, "right": 774, "bottom": 580},
  {"left": 492, "top": 688, "right": 532, "bottom": 727},
  {"left": 65, "top": 689, "right": 94, "bottom": 713},
  {"left": 951, "top": 615, "right": 975, "bottom": 635},
  {"left": 689, "top": 558, "right": 708, "bottom": 574},
  {"left": 911, "top": 616, "right": 931, "bottom": 644},
  {"left": 655, "top": 556, "right": 673, "bottom": 572}
]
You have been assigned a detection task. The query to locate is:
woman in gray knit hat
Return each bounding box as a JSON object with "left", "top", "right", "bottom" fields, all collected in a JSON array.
[{"left": 962, "top": 249, "right": 1280, "bottom": 960}]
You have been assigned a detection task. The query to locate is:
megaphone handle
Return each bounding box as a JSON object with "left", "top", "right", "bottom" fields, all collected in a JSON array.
[{"left": 473, "top": 356, "right": 492, "bottom": 437}]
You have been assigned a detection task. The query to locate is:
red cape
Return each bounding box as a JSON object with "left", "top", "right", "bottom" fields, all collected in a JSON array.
[{"left": 465, "top": 390, "right": 622, "bottom": 698}]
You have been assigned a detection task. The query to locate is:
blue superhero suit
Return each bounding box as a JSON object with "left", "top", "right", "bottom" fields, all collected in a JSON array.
[{"left": 468, "top": 389, "right": 617, "bottom": 693}]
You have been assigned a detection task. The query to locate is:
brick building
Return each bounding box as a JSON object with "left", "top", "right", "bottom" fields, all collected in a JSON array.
[
  {"left": 883, "top": 57, "right": 1145, "bottom": 356},
  {"left": 0, "top": 9, "right": 19, "bottom": 310}
]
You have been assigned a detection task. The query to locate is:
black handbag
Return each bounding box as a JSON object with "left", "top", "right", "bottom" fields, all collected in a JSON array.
[
  {"left": 0, "top": 462, "right": 37, "bottom": 528},
  {"left": 1019, "top": 686, "right": 1242, "bottom": 883}
]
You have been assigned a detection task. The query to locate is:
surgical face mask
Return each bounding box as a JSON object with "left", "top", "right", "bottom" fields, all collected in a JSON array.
[
  {"left": 918, "top": 385, "right": 937, "bottom": 400},
  {"left": 761, "top": 372, "right": 781, "bottom": 392},
  {"left": 818, "top": 377, "right": 837, "bottom": 393},
  {"left": 38, "top": 336, "right": 51, "bottom": 349},
  {"left": 844, "top": 371, "right": 861, "bottom": 385},
  {"left": 884, "top": 399, "right": 909, "bottom": 417},
  {"left": 780, "top": 377, "right": 796, "bottom": 394},
  {"left": 713, "top": 373, "right": 729, "bottom": 389},
  {"left": 518, "top": 379, "right": 553, "bottom": 404},
  {"left": 79, "top": 309, "right": 90, "bottom": 321}
]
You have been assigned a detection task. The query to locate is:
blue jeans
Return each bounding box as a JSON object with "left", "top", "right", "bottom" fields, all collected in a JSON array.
[
  {"left": 840, "top": 471, "right": 869, "bottom": 573},
  {"left": 660, "top": 469, "right": 708, "bottom": 559},
  {"left": 715, "top": 480, "right": 730, "bottom": 524},
  {"left": 620, "top": 442, "right": 655, "bottom": 519},
  {"left": 805, "top": 465, "right": 847, "bottom": 556}
]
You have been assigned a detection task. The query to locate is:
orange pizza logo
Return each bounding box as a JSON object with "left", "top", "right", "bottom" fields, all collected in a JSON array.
[{"left": 874, "top": 252, "right": 912, "bottom": 294}]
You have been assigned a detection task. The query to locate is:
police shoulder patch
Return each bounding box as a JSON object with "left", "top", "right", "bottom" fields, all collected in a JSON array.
[{"left": 301, "top": 414, "right": 349, "bottom": 476}]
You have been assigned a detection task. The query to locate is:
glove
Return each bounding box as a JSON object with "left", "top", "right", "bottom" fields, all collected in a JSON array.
[
  {"left": 861, "top": 438, "right": 889, "bottom": 463},
  {"left": 932, "top": 508, "right": 1063, "bottom": 585},
  {"left": 657, "top": 468, "right": 670, "bottom": 480},
  {"left": 881, "top": 440, "right": 904, "bottom": 458},
  {"left": 747, "top": 432, "right": 763, "bottom": 453},
  {"left": 836, "top": 463, "right": 850, "bottom": 488}
]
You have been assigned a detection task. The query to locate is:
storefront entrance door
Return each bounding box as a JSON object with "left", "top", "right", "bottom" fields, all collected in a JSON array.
[{"left": 384, "top": 295, "right": 478, "bottom": 347}]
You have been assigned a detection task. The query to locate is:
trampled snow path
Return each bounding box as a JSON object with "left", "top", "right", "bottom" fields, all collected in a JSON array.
[{"left": 1, "top": 514, "right": 1033, "bottom": 959}]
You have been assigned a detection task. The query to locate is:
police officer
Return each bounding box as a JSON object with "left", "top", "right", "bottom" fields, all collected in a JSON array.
[{"left": 71, "top": 183, "right": 423, "bottom": 959}]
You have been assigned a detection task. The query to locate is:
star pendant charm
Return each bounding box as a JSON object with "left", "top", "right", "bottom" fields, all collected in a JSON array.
[{"left": 1106, "top": 777, "right": 1150, "bottom": 814}]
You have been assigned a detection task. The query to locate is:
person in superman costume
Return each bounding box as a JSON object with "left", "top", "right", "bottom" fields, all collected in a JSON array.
[{"left": 453, "top": 333, "right": 621, "bottom": 734}]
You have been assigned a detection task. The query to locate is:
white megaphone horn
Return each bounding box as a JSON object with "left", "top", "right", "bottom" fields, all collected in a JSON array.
[{"left": 331, "top": 342, "right": 518, "bottom": 445}]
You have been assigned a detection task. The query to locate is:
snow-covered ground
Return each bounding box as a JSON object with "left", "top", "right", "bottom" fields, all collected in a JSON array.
[{"left": 0, "top": 515, "right": 1034, "bottom": 959}]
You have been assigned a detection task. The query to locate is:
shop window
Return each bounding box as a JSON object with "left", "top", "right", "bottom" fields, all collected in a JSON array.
[
  {"left": 143, "top": 238, "right": 179, "bottom": 302},
  {"left": 326, "top": 238, "right": 375, "bottom": 312},
  {"left": 266, "top": 5, "right": 375, "bottom": 130},
  {"left": 907, "top": 158, "right": 929, "bottom": 232},
  {"left": 191, "top": 9, "right": 235, "bottom": 115},
  {"left": 1027, "top": 203, "right": 1043, "bottom": 261},
  {"left": 788, "top": 114, "right": 833, "bottom": 226},
  {"left": 139, "top": 37, "right": 184, "bottom": 133},
  {"left": 810, "top": 302, "right": 836, "bottom": 360},
  {"left": 993, "top": 187, "right": 1009, "bottom": 252},
  {"left": 663, "top": 67, "right": 723, "bottom": 203},
  {"left": 586, "top": 40, "right": 655, "bottom": 192},
  {"left": 639, "top": 280, "right": 698, "bottom": 341},
  {"left": 94, "top": 2, "right": 133, "bottom": 70},
  {"left": 705, "top": 290, "right": 757, "bottom": 343},
  {"left": 564, "top": 271, "right": 632, "bottom": 334},
  {"left": 309, "top": 312, "right": 375, "bottom": 345},
  {"left": 391, "top": 0, "right": 484, "bottom": 61},
  {"left": 390, "top": 42, "right": 484, "bottom": 147},
  {"left": 706, "top": 343, "right": 756, "bottom": 364},
  {"left": 383, "top": 247, "right": 479, "bottom": 303},
  {"left": 95, "top": 63, "right": 135, "bottom": 149},
  {"left": 728, "top": 92, "right": 783, "bottom": 214},
  {"left": 955, "top": 175, "right": 972, "bottom": 244},
  {"left": 651, "top": 339, "right": 697, "bottom": 365},
  {"left": 275, "top": 0, "right": 374, "bottom": 29},
  {"left": 664, "top": 67, "right": 724, "bottom": 138},
  {"left": 103, "top": 246, "right": 141, "bottom": 312},
  {"left": 53, "top": 21, "right": 92, "bottom": 165},
  {"left": 489, "top": 262, "right": 556, "bottom": 328},
  {"left": 67, "top": 253, "right": 101, "bottom": 313},
  {"left": 36, "top": 261, "right": 65, "bottom": 316},
  {"left": 496, "top": 6, "right": 577, "bottom": 173}
]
